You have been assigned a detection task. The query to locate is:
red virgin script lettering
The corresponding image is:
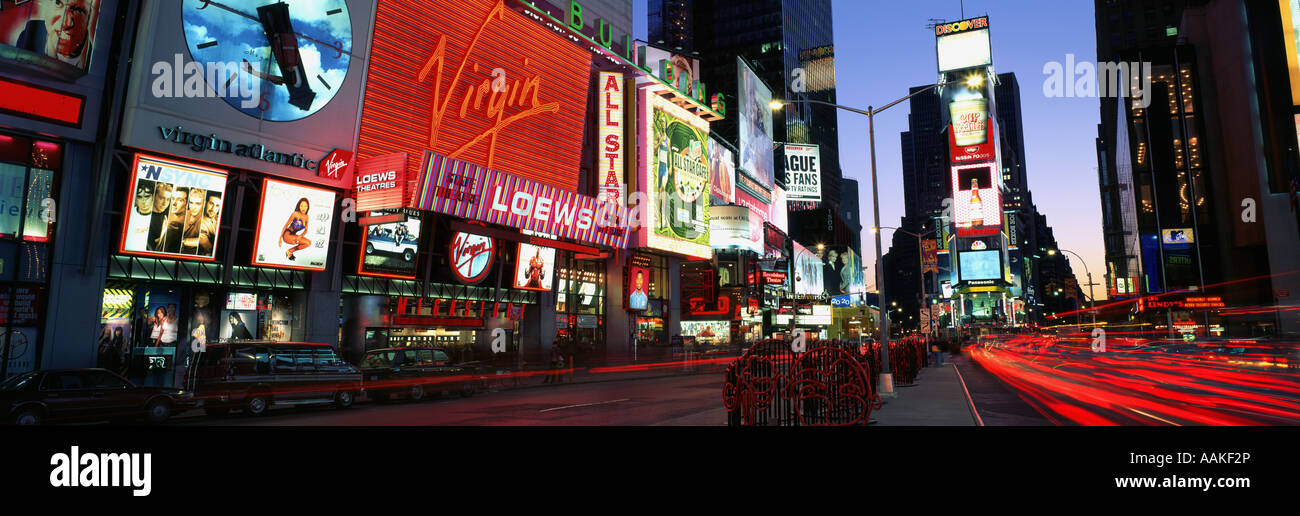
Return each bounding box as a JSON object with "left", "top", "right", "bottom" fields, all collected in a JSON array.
[
  {"left": 451, "top": 233, "right": 493, "bottom": 275},
  {"left": 418, "top": 0, "right": 559, "bottom": 170}
]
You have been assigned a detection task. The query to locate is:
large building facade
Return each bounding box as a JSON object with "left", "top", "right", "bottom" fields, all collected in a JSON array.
[{"left": 1094, "top": 0, "right": 1300, "bottom": 337}]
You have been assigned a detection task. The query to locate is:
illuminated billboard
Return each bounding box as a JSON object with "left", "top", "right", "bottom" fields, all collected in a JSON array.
[
  {"left": 709, "top": 205, "right": 762, "bottom": 254},
  {"left": 798, "top": 46, "right": 836, "bottom": 93},
  {"left": 782, "top": 144, "right": 821, "bottom": 202},
  {"left": 356, "top": 0, "right": 592, "bottom": 192},
  {"left": 639, "top": 43, "right": 703, "bottom": 98},
  {"left": 935, "top": 16, "right": 991, "bottom": 73},
  {"left": 0, "top": 0, "right": 104, "bottom": 79},
  {"left": 1281, "top": 0, "right": 1300, "bottom": 149},
  {"left": 952, "top": 163, "right": 1001, "bottom": 234},
  {"left": 709, "top": 136, "right": 736, "bottom": 205},
  {"left": 513, "top": 242, "right": 557, "bottom": 292},
  {"left": 354, "top": 153, "right": 407, "bottom": 212},
  {"left": 792, "top": 242, "right": 824, "bottom": 296},
  {"left": 119, "top": 154, "right": 227, "bottom": 261},
  {"left": 959, "top": 250, "right": 1002, "bottom": 282},
  {"left": 639, "top": 90, "right": 712, "bottom": 259},
  {"left": 358, "top": 208, "right": 422, "bottom": 279},
  {"left": 737, "top": 57, "right": 775, "bottom": 191},
  {"left": 251, "top": 178, "right": 337, "bottom": 271},
  {"left": 626, "top": 255, "right": 651, "bottom": 311}
]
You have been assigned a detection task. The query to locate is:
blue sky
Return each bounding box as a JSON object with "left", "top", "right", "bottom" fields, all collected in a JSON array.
[{"left": 635, "top": 0, "right": 1107, "bottom": 298}]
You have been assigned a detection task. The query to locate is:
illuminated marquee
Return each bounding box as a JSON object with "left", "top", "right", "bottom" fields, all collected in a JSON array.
[
  {"left": 356, "top": 0, "right": 591, "bottom": 192},
  {"left": 415, "top": 152, "right": 628, "bottom": 248},
  {"left": 598, "top": 72, "right": 625, "bottom": 208}
]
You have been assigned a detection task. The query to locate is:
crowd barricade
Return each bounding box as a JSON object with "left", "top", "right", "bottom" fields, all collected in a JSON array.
[{"left": 724, "top": 340, "right": 879, "bottom": 426}]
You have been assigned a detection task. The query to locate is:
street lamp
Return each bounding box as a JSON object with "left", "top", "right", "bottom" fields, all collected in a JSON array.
[
  {"left": 1047, "top": 248, "right": 1097, "bottom": 324},
  {"left": 771, "top": 74, "right": 981, "bottom": 397}
]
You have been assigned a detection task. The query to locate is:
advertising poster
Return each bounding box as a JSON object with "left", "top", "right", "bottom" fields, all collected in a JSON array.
[
  {"left": 817, "top": 246, "right": 862, "bottom": 297},
  {"left": 645, "top": 92, "right": 711, "bottom": 258},
  {"left": 252, "top": 178, "right": 336, "bottom": 271},
  {"left": 97, "top": 285, "right": 133, "bottom": 374},
  {"left": 770, "top": 186, "right": 789, "bottom": 234},
  {"left": 0, "top": 0, "right": 103, "bottom": 79},
  {"left": 219, "top": 310, "right": 259, "bottom": 342},
  {"left": 640, "top": 43, "right": 703, "bottom": 98},
  {"left": 626, "top": 256, "right": 651, "bottom": 311},
  {"left": 935, "top": 16, "right": 992, "bottom": 73},
  {"left": 358, "top": 208, "right": 422, "bottom": 279},
  {"left": 709, "top": 136, "right": 736, "bottom": 205},
  {"left": 119, "top": 154, "right": 228, "bottom": 261},
  {"left": 782, "top": 144, "right": 822, "bottom": 201},
  {"left": 737, "top": 57, "right": 774, "bottom": 190},
  {"left": 793, "top": 242, "right": 824, "bottom": 296},
  {"left": 952, "top": 163, "right": 1001, "bottom": 233},
  {"left": 680, "top": 320, "right": 730, "bottom": 345},
  {"left": 513, "top": 242, "right": 557, "bottom": 292},
  {"left": 709, "top": 205, "right": 762, "bottom": 254}
]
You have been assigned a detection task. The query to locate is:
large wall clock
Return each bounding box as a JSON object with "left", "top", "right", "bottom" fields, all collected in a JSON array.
[{"left": 182, "top": 0, "right": 353, "bottom": 122}]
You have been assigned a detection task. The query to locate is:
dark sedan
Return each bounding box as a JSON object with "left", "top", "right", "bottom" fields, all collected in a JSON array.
[
  {"left": 360, "top": 347, "right": 483, "bottom": 402},
  {"left": 1, "top": 369, "right": 194, "bottom": 425}
]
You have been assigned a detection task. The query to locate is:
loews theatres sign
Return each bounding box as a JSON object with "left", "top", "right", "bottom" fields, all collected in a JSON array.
[{"left": 356, "top": 0, "right": 591, "bottom": 193}]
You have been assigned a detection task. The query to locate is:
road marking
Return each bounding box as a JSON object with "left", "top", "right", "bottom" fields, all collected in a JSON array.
[
  {"left": 539, "top": 399, "right": 630, "bottom": 413},
  {"left": 951, "top": 362, "right": 985, "bottom": 427},
  {"left": 1128, "top": 407, "right": 1181, "bottom": 426}
]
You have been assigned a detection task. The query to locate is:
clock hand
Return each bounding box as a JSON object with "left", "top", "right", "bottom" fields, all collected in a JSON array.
[
  {"left": 257, "top": 2, "right": 316, "bottom": 111},
  {"left": 196, "top": 0, "right": 353, "bottom": 58},
  {"left": 242, "top": 59, "right": 285, "bottom": 85}
]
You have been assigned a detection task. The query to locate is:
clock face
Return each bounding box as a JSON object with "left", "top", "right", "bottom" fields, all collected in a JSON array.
[{"left": 182, "top": 0, "right": 353, "bottom": 122}]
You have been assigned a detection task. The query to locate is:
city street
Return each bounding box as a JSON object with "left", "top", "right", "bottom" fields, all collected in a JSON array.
[
  {"left": 963, "top": 335, "right": 1300, "bottom": 426},
  {"left": 171, "top": 373, "right": 728, "bottom": 426}
]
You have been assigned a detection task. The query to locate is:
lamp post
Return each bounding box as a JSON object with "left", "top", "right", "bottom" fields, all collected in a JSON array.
[
  {"left": 772, "top": 75, "right": 981, "bottom": 397},
  {"left": 1048, "top": 248, "right": 1096, "bottom": 325},
  {"left": 877, "top": 225, "right": 938, "bottom": 336}
]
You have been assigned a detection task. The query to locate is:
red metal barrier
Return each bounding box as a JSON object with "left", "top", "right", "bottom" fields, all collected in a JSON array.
[{"left": 724, "top": 340, "right": 880, "bottom": 426}]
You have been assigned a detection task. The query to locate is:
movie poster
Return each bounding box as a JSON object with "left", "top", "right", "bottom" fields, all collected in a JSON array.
[
  {"left": 513, "top": 243, "right": 556, "bottom": 292},
  {"left": 358, "top": 209, "right": 422, "bottom": 279},
  {"left": 120, "top": 154, "right": 227, "bottom": 261},
  {"left": 252, "top": 178, "right": 336, "bottom": 271},
  {"left": 0, "top": 0, "right": 103, "bottom": 79}
]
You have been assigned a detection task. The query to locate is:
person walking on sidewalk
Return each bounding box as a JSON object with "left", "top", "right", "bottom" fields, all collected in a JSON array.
[{"left": 545, "top": 344, "right": 565, "bottom": 384}]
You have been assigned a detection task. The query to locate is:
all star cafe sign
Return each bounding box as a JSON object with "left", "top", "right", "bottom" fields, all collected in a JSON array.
[{"left": 450, "top": 232, "right": 495, "bottom": 284}]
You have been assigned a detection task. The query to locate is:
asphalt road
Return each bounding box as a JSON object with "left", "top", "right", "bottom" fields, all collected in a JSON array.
[
  {"left": 171, "top": 373, "right": 729, "bottom": 426},
  {"left": 950, "top": 351, "right": 1056, "bottom": 426}
]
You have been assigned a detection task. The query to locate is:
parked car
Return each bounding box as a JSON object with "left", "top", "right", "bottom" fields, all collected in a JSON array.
[
  {"left": 2, "top": 369, "right": 194, "bottom": 425},
  {"left": 188, "top": 342, "right": 362, "bottom": 417},
  {"left": 360, "top": 347, "right": 482, "bottom": 402}
]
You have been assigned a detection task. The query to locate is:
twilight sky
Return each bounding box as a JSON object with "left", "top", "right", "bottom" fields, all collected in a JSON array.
[{"left": 634, "top": 0, "right": 1107, "bottom": 300}]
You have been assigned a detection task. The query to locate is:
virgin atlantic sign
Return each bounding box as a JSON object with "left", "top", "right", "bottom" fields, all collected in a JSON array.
[{"left": 416, "top": 152, "right": 629, "bottom": 249}]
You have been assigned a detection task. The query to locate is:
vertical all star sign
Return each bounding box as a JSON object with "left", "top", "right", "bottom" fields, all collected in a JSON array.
[{"left": 598, "top": 71, "right": 625, "bottom": 215}]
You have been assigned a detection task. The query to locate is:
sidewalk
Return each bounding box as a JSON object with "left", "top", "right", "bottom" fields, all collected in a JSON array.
[{"left": 872, "top": 361, "right": 980, "bottom": 426}]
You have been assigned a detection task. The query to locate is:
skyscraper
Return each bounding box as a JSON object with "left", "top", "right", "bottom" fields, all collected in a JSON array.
[{"left": 657, "top": 0, "right": 846, "bottom": 216}]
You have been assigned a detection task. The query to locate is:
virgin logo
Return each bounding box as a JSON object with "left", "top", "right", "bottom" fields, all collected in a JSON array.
[
  {"left": 319, "top": 149, "right": 353, "bottom": 180},
  {"left": 450, "top": 232, "right": 494, "bottom": 283}
]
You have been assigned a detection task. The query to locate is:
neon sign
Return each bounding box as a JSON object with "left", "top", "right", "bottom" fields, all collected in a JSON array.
[
  {"left": 357, "top": 0, "right": 591, "bottom": 192},
  {"left": 449, "top": 232, "right": 495, "bottom": 284}
]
